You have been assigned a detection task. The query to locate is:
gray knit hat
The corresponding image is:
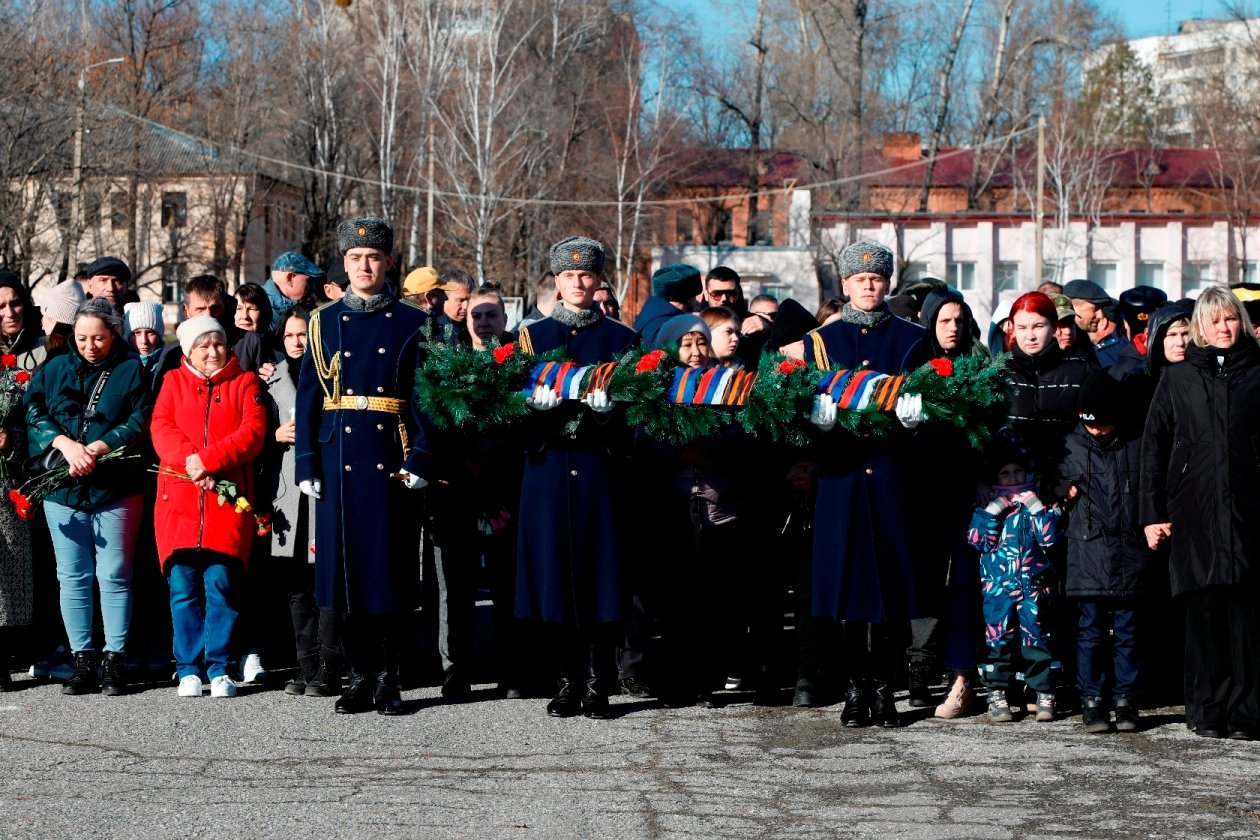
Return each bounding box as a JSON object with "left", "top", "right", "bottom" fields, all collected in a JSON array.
[
  {"left": 838, "top": 240, "right": 894, "bottom": 280},
  {"left": 124, "top": 301, "right": 164, "bottom": 336},
  {"left": 549, "top": 236, "right": 605, "bottom": 274},
  {"left": 41, "top": 278, "right": 87, "bottom": 326},
  {"left": 76, "top": 296, "right": 122, "bottom": 328},
  {"left": 336, "top": 217, "right": 394, "bottom": 256}
]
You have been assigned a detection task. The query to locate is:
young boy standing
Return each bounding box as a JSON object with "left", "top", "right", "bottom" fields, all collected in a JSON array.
[{"left": 1056, "top": 373, "right": 1153, "bottom": 733}]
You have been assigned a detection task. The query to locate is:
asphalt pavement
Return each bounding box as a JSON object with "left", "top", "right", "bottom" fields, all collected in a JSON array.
[{"left": 0, "top": 674, "right": 1257, "bottom": 839}]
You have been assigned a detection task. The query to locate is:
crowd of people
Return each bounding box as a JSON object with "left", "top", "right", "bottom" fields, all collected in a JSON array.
[{"left": 0, "top": 219, "right": 1255, "bottom": 741}]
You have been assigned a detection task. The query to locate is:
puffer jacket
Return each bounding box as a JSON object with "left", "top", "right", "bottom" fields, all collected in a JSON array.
[
  {"left": 1056, "top": 423, "right": 1154, "bottom": 598},
  {"left": 151, "top": 355, "right": 267, "bottom": 571},
  {"left": 1140, "top": 339, "right": 1260, "bottom": 596},
  {"left": 1004, "top": 342, "right": 1092, "bottom": 487}
]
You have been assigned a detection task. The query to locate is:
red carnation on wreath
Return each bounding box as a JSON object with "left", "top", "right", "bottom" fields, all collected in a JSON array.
[
  {"left": 255, "top": 513, "right": 273, "bottom": 537},
  {"left": 929, "top": 357, "right": 954, "bottom": 377},
  {"left": 635, "top": 349, "right": 666, "bottom": 374},
  {"left": 1, "top": 354, "right": 15, "bottom": 369},
  {"left": 15, "top": 371, "right": 30, "bottom": 384},
  {"left": 492, "top": 343, "right": 515, "bottom": 365}
]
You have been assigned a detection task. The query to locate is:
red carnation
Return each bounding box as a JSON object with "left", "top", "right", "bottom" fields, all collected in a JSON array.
[
  {"left": 492, "top": 343, "right": 515, "bottom": 365},
  {"left": 777, "top": 358, "right": 807, "bottom": 375},
  {"left": 634, "top": 349, "right": 666, "bottom": 374},
  {"left": 14, "top": 370, "right": 30, "bottom": 384},
  {"left": 255, "top": 513, "right": 273, "bottom": 537},
  {"left": 8, "top": 489, "right": 32, "bottom": 520},
  {"left": 929, "top": 357, "right": 954, "bottom": 377},
  {"left": 1, "top": 354, "right": 15, "bottom": 369}
]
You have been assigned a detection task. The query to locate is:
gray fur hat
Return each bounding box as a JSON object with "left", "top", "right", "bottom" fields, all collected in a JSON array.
[
  {"left": 336, "top": 217, "right": 394, "bottom": 256},
  {"left": 838, "top": 240, "right": 894, "bottom": 280},
  {"left": 549, "top": 236, "right": 605, "bottom": 275}
]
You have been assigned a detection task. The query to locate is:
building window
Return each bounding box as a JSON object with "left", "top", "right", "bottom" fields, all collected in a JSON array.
[
  {"left": 161, "top": 192, "right": 187, "bottom": 228},
  {"left": 1136, "top": 261, "right": 1165, "bottom": 289},
  {"left": 759, "top": 283, "right": 791, "bottom": 301},
  {"left": 946, "top": 262, "right": 975, "bottom": 291},
  {"left": 83, "top": 192, "right": 102, "bottom": 228},
  {"left": 675, "top": 209, "right": 693, "bottom": 244},
  {"left": 110, "top": 192, "right": 130, "bottom": 230},
  {"left": 704, "top": 207, "right": 733, "bottom": 246},
  {"left": 994, "top": 262, "right": 1020, "bottom": 293},
  {"left": 162, "top": 262, "right": 186, "bottom": 304},
  {"left": 753, "top": 209, "right": 774, "bottom": 245},
  {"left": 1243, "top": 261, "right": 1258, "bottom": 284},
  {"left": 1088, "top": 262, "right": 1117, "bottom": 292},
  {"left": 1183, "top": 262, "right": 1212, "bottom": 292}
]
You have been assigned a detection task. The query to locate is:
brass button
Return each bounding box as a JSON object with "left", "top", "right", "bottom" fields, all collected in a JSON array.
[
  {"left": 346, "top": 388, "right": 354, "bottom": 395},
  {"left": 571, "top": 329, "right": 579, "bottom": 335},
  {"left": 861, "top": 328, "right": 868, "bottom": 335},
  {"left": 570, "top": 470, "right": 578, "bottom": 476},
  {"left": 342, "top": 315, "right": 349, "bottom": 322},
  {"left": 376, "top": 387, "right": 385, "bottom": 393},
  {"left": 344, "top": 351, "right": 352, "bottom": 357},
  {"left": 376, "top": 423, "right": 385, "bottom": 430},
  {"left": 386, "top": 312, "right": 392, "bottom": 318},
  {"left": 377, "top": 463, "right": 385, "bottom": 470},
  {"left": 378, "top": 347, "right": 386, "bottom": 354},
  {"left": 865, "top": 467, "right": 874, "bottom": 475},
  {"left": 344, "top": 465, "right": 352, "bottom": 472},
  {"left": 344, "top": 426, "right": 352, "bottom": 433},
  {"left": 862, "top": 360, "right": 870, "bottom": 367}
]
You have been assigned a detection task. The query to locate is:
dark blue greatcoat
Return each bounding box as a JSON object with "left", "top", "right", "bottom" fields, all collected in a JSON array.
[
  {"left": 294, "top": 297, "right": 431, "bottom": 616},
  {"left": 515, "top": 314, "right": 637, "bottom": 626},
  {"left": 804, "top": 315, "right": 926, "bottom": 623}
]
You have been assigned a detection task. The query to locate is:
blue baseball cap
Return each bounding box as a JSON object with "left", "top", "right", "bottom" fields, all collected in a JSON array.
[{"left": 271, "top": 251, "right": 325, "bottom": 278}]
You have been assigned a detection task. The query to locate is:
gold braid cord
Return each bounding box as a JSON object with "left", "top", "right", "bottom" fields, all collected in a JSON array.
[
  {"left": 809, "top": 330, "right": 830, "bottom": 371},
  {"left": 518, "top": 325, "right": 534, "bottom": 356},
  {"left": 308, "top": 307, "right": 342, "bottom": 402}
]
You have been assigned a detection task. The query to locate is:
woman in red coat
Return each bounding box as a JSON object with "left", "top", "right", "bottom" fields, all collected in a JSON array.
[{"left": 151, "top": 316, "right": 267, "bottom": 699}]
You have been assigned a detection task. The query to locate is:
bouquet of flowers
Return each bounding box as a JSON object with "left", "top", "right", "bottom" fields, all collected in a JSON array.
[
  {"left": 149, "top": 465, "right": 272, "bottom": 535},
  {"left": 0, "top": 354, "right": 33, "bottom": 480},
  {"left": 7, "top": 444, "right": 138, "bottom": 519}
]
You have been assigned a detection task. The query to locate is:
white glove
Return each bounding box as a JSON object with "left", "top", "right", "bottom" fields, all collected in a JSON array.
[
  {"left": 399, "top": 469, "right": 428, "bottom": 491},
  {"left": 299, "top": 479, "right": 322, "bottom": 500},
  {"left": 583, "top": 389, "right": 613, "bottom": 414},
  {"left": 810, "top": 394, "right": 837, "bottom": 432},
  {"left": 527, "top": 387, "right": 561, "bottom": 411},
  {"left": 895, "top": 393, "right": 924, "bottom": 429}
]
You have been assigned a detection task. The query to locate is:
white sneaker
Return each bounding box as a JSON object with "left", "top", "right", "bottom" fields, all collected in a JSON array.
[
  {"left": 239, "top": 653, "right": 268, "bottom": 684},
  {"left": 178, "top": 675, "right": 204, "bottom": 697},
  {"left": 210, "top": 675, "right": 238, "bottom": 698}
]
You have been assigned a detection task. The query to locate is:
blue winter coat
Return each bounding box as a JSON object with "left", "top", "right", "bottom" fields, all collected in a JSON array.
[
  {"left": 803, "top": 313, "right": 927, "bottom": 623},
  {"left": 294, "top": 297, "right": 432, "bottom": 615},
  {"left": 515, "top": 313, "right": 637, "bottom": 626}
]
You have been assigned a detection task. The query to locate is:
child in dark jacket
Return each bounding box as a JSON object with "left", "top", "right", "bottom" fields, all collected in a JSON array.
[
  {"left": 1055, "top": 373, "right": 1153, "bottom": 733},
  {"left": 969, "top": 445, "right": 1061, "bottom": 722}
]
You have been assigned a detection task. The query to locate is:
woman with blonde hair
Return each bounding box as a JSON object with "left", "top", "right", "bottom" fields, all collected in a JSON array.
[{"left": 1141, "top": 286, "right": 1260, "bottom": 740}]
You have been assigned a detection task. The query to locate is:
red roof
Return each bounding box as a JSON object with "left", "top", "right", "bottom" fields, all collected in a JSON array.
[{"left": 672, "top": 148, "right": 814, "bottom": 189}]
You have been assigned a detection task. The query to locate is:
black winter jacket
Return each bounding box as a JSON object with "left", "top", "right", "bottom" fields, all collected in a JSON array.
[
  {"left": 1004, "top": 342, "right": 1093, "bottom": 487},
  {"left": 1139, "top": 340, "right": 1260, "bottom": 596},
  {"left": 1056, "top": 423, "right": 1154, "bottom": 598}
]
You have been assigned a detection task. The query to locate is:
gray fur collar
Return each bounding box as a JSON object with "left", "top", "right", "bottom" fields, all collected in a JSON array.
[
  {"left": 840, "top": 302, "right": 891, "bottom": 329},
  {"left": 551, "top": 304, "right": 602, "bottom": 329},
  {"left": 343, "top": 292, "right": 392, "bottom": 312}
]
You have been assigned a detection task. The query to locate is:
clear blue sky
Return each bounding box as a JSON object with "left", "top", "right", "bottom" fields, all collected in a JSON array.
[{"left": 661, "top": 0, "right": 1234, "bottom": 44}]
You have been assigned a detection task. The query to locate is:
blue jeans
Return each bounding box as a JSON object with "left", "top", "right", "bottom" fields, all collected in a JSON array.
[
  {"left": 1077, "top": 598, "right": 1139, "bottom": 700},
  {"left": 44, "top": 495, "right": 142, "bottom": 655},
  {"left": 167, "top": 550, "right": 242, "bottom": 680}
]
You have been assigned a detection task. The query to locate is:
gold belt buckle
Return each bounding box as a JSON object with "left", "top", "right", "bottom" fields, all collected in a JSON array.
[{"left": 355, "top": 396, "right": 368, "bottom": 410}]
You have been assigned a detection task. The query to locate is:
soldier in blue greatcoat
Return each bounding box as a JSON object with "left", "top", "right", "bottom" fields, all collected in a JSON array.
[
  {"left": 294, "top": 217, "right": 431, "bottom": 716},
  {"left": 804, "top": 240, "right": 927, "bottom": 728},
  {"left": 516, "top": 236, "right": 637, "bottom": 719}
]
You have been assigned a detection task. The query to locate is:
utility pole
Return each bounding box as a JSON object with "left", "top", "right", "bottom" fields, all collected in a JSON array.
[
  {"left": 1034, "top": 113, "right": 1045, "bottom": 289},
  {"left": 70, "top": 57, "right": 124, "bottom": 277}
]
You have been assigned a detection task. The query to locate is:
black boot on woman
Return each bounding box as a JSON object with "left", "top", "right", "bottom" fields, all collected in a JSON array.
[{"left": 62, "top": 651, "right": 99, "bottom": 695}]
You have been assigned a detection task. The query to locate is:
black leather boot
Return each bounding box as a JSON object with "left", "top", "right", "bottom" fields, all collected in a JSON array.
[
  {"left": 62, "top": 651, "right": 99, "bottom": 695},
  {"left": 547, "top": 673, "right": 581, "bottom": 717},
  {"left": 100, "top": 652, "right": 127, "bottom": 697},
  {"left": 373, "top": 672, "right": 403, "bottom": 716},
  {"left": 841, "top": 680, "right": 870, "bottom": 727},
  {"left": 305, "top": 659, "right": 343, "bottom": 697},
  {"left": 286, "top": 655, "right": 320, "bottom": 696},
  {"left": 334, "top": 673, "right": 374, "bottom": 714},
  {"left": 871, "top": 679, "right": 900, "bottom": 728},
  {"left": 907, "top": 662, "right": 935, "bottom": 708}
]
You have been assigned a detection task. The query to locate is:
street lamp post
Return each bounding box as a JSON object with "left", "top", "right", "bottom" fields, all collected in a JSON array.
[{"left": 70, "top": 57, "right": 124, "bottom": 272}]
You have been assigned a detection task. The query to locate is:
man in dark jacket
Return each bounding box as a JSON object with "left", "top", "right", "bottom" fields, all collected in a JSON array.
[{"left": 633, "top": 264, "right": 700, "bottom": 346}]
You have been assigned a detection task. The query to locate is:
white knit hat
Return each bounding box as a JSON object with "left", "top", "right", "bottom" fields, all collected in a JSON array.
[
  {"left": 176, "top": 315, "right": 225, "bottom": 356},
  {"left": 124, "top": 302, "right": 164, "bottom": 337},
  {"left": 41, "top": 279, "right": 86, "bottom": 326}
]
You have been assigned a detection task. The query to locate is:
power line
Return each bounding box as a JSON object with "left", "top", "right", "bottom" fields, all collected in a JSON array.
[{"left": 112, "top": 108, "right": 1039, "bottom": 209}]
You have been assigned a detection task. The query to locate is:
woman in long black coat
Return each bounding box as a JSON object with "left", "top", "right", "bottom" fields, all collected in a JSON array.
[{"left": 1141, "top": 286, "right": 1260, "bottom": 740}]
